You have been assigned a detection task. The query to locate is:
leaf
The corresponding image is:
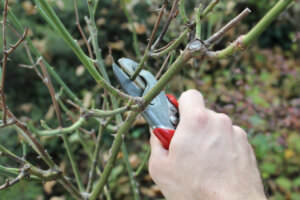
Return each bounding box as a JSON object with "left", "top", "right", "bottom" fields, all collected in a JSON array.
[{"left": 276, "top": 177, "right": 292, "bottom": 191}]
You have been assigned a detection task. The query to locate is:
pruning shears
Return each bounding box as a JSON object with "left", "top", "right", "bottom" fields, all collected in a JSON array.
[{"left": 112, "top": 58, "right": 179, "bottom": 149}]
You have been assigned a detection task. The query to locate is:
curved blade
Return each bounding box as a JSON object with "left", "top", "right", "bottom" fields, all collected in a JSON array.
[{"left": 112, "top": 62, "right": 142, "bottom": 97}]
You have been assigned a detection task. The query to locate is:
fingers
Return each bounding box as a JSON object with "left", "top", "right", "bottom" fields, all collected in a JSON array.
[
  {"left": 177, "top": 90, "right": 208, "bottom": 130},
  {"left": 150, "top": 131, "right": 168, "bottom": 158},
  {"left": 178, "top": 89, "right": 205, "bottom": 114},
  {"left": 148, "top": 131, "right": 168, "bottom": 179}
]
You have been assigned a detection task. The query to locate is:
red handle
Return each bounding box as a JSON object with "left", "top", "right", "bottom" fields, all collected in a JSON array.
[
  {"left": 153, "top": 94, "right": 178, "bottom": 150},
  {"left": 153, "top": 128, "right": 175, "bottom": 149}
]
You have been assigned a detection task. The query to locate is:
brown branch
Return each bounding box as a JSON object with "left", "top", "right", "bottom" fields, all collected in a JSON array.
[
  {"left": 74, "top": 0, "right": 94, "bottom": 59},
  {"left": 205, "top": 8, "right": 252, "bottom": 46},
  {"left": 151, "top": 0, "right": 180, "bottom": 50},
  {"left": 39, "top": 60, "right": 63, "bottom": 126},
  {"left": 6, "top": 28, "right": 29, "bottom": 55},
  {"left": 0, "top": 165, "right": 29, "bottom": 191},
  {"left": 147, "top": 1, "right": 168, "bottom": 50},
  {"left": 155, "top": 52, "right": 171, "bottom": 79}
]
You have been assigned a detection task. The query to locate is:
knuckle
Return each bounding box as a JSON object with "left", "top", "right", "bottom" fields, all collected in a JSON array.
[
  {"left": 217, "top": 113, "right": 232, "bottom": 126},
  {"left": 233, "top": 126, "right": 248, "bottom": 140},
  {"left": 180, "top": 89, "right": 203, "bottom": 101},
  {"left": 193, "top": 108, "right": 208, "bottom": 123}
]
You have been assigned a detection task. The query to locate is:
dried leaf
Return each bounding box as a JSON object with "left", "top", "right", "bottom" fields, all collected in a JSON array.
[
  {"left": 76, "top": 65, "right": 85, "bottom": 76},
  {"left": 108, "top": 40, "right": 125, "bottom": 50},
  {"left": 43, "top": 180, "right": 56, "bottom": 194}
]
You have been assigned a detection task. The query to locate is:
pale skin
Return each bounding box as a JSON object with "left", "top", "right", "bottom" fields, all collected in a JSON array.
[{"left": 149, "top": 90, "right": 267, "bottom": 200}]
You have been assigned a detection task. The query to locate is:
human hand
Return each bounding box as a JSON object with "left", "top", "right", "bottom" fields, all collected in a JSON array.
[{"left": 149, "top": 90, "right": 267, "bottom": 200}]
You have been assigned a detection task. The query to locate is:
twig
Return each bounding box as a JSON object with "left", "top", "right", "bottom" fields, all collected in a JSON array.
[
  {"left": 151, "top": 0, "right": 180, "bottom": 50},
  {"left": 74, "top": 0, "right": 94, "bottom": 59},
  {"left": 0, "top": 166, "right": 30, "bottom": 191},
  {"left": 39, "top": 60, "right": 63, "bottom": 126},
  {"left": 155, "top": 52, "right": 171, "bottom": 79},
  {"left": 150, "top": 29, "right": 189, "bottom": 58},
  {"left": 29, "top": 116, "right": 85, "bottom": 136},
  {"left": 201, "top": 0, "right": 220, "bottom": 18},
  {"left": 205, "top": 8, "right": 252, "bottom": 46},
  {"left": 195, "top": 4, "right": 203, "bottom": 40},
  {"left": 179, "top": 0, "right": 189, "bottom": 24},
  {"left": 1, "top": 0, "right": 10, "bottom": 124},
  {"left": 0, "top": 144, "right": 25, "bottom": 164},
  {"left": 130, "top": 1, "right": 168, "bottom": 80},
  {"left": 6, "top": 28, "right": 29, "bottom": 55},
  {"left": 86, "top": 117, "right": 113, "bottom": 192},
  {"left": 135, "top": 145, "right": 151, "bottom": 177},
  {"left": 122, "top": 142, "right": 141, "bottom": 200}
]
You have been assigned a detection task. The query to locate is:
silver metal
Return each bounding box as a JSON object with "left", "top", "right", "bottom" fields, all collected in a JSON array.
[{"left": 113, "top": 58, "right": 178, "bottom": 130}]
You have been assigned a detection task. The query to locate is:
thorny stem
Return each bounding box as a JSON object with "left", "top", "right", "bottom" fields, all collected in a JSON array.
[
  {"left": 151, "top": 0, "right": 180, "bottom": 50},
  {"left": 86, "top": 3, "right": 110, "bottom": 81},
  {"left": 39, "top": 61, "right": 85, "bottom": 193},
  {"left": 1, "top": 0, "right": 9, "bottom": 124},
  {"left": 74, "top": 0, "right": 94, "bottom": 59}
]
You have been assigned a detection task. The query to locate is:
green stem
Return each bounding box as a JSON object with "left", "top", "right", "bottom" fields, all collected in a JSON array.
[
  {"left": 77, "top": 131, "right": 94, "bottom": 161},
  {"left": 135, "top": 145, "right": 151, "bottom": 176},
  {"left": 86, "top": 3, "right": 110, "bottom": 81},
  {"left": 0, "top": 165, "right": 20, "bottom": 177},
  {"left": 89, "top": 106, "right": 131, "bottom": 118},
  {"left": 62, "top": 135, "right": 85, "bottom": 192},
  {"left": 86, "top": 122, "right": 107, "bottom": 192},
  {"left": 122, "top": 142, "right": 141, "bottom": 200},
  {"left": 195, "top": 5, "right": 203, "bottom": 40},
  {"left": 0, "top": 144, "right": 24, "bottom": 164},
  {"left": 179, "top": 0, "right": 189, "bottom": 24},
  {"left": 130, "top": 49, "right": 150, "bottom": 81},
  {"left": 29, "top": 117, "right": 85, "bottom": 136},
  {"left": 215, "top": 0, "right": 293, "bottom": 59},
  {"left": 201, "top": 0, "right": 219, "bottom": 18}
]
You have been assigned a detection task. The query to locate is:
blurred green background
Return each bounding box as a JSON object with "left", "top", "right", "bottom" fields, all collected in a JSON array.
[{"left": 0, "top": 0, "right": 299, "bottom": 199}]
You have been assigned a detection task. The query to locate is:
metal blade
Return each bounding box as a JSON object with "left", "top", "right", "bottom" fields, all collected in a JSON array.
[{"left": 112, "top": 62, "right": 143, "bottom": 97}]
